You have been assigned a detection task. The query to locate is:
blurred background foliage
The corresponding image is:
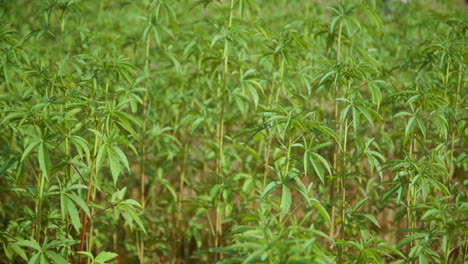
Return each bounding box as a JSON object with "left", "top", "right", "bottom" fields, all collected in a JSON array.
[{"left": 0, "top": 0, "right": 466, "bottom": 263}]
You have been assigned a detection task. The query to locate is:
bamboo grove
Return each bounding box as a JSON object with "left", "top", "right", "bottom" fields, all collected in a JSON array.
[{"left": 0, "top": 0, "right": 467, "bottom": 263}]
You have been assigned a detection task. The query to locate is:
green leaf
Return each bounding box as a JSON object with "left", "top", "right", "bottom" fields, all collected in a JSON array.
[
  {"left": 66, "top": 198, "right": 81, "bottom": 231},
  {"left": 77, "top": 251, "right": 94, "bottom": 260},
  {"left": 310, "top": 156, "right": 325, "bottom": 184},
  {"left": 9, "top": 243, "right": 28, "bottom": 261},
  {"left": 28, "top": 253, "right": 40, "bottom": 264},
  {"left": 317, "top": 70, "right": 336, "bottom": 86},
  {"left": 121, "top": 205, "right": 147, "bottom": 234},
  {"left": 70, "top": 135, "right": 90, "bottom": 161},
  {"left": 16, "top": 240, "right": 41, "bottom": 251},
  {"left": 382, "top": 184, "right": 400, "bottom": 203},
  {"left": 210, "top": 34, "right": 225, "bottom": 48},
  {"left": 21, "top": 139, "right": 41, "bottom": 162},
  {"left": 416, "top": 117, "right": 426, "bottom": 138},
  {"left": 38, "top": 142, "right": 50, "bottom": 179},
  {"left": 421, "top": 209, "right": 438, "bottom": 220},
  {"left": 247, "top": 83, "right": 259, "bottom": 108},
  {"left": 261, "top": 181, "right": 281, "bottom": 198},
  {"left": 356, "top": 105, "right": 376, "bottom": 126},
  {"left": 66, "top": 193, "right": 91, "bottom": 217},
  {"left": 420, "top": 177, "right": 429, "bottom": 201},
  {"left": 419, "top": 253, "right": 428, "bottom": 264},
  {"left": 95, "top": 144, "right": 107, "bottom": 172},
  {"left": 121, "top": 199, "right": 143, "bottom": 209},
  {"left": 0, "top": 157, "right": 19, "bottom": 177},
  {"left": 112, "top": 146, "right": 130, "bottom": 173},
  {"left": 44, "top": 250, "right": 69, "bottom": 264},
  {"left": 40, "top": 253, "right": 50, "bottom": 264},
  {"left": 94, "top": 251, "right": 118, "bottom": 263},
  {"left": 397, "top": 233, "right": 426, "bottom": 248},
  {"left": 107, "top": 147, "right": 121, "bottom": 186},
  {"left": 309, "top": 198, "right": 331, "bottom": 226},
  {"left": 404, "top": 116, "right": 416, "bottom": 143},
  {"left": 360, "top": 213, "right": 381, "bottom": 228},
  {"left": 353, "top": 198, "right": 368, "bottom": 211},
  {"left": 309, "top": 152, "right": 331, "bottom": 184},
  {"left": 330, "top": 16, "right": 341, "bottom": 33},
  {"left": 280, "top": 185, "right": 292, "bottom": 215}
]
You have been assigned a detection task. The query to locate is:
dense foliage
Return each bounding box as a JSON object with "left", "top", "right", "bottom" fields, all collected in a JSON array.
[{"left": 0, "top": 0, "right": 467, "bottom": 263}]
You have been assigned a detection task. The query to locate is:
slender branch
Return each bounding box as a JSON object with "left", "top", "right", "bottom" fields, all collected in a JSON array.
[
  {"left": 92, "top": 203, "right": 117, "bottom": 217},
  {"left": 77, "top": 132, "right": 101, "bottom": 264},
  {"left": 71, "top": 163, "right": 87, "bottom": 185}
]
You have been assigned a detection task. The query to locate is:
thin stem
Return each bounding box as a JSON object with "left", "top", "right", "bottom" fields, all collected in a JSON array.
[
  {"left": 448, "top": 64, "right": 461, "bottom": 180},
  {"left": 92, "top": 203, "right": 117, "bottom": 217},
  {"left": 444, "top": 236, "right": 452, "bottom": 264},
  {"left": 274, "top": 58, "right": 285, "bottom": 103},
  {"left": 406, "top": 188, "right": 412, "bottom": 247},
  {"left": 87, "top": 186, "right": 98, "bottom": 264},
  {"left": 144, "top": 38, "right": 150, "bottom": 72},
  {"left": 35, "top": 172, "right": 46, "bottom": 242},
  {"left": 340, "top": 119, "right": 348, "bottom": 239},
  {"left": 279, "top": 137, "right": 293, "bottom": 222},
  {"left": 105, "top": 79, "right": 109, "bottom": 99},
  {"left": 444, "top": 60, "right": 450, "bottom": 98},
  {"left": 330, "top": 20, "right": 343, "bottom": 240},
  {"left": 64, "top": 130, "right": 71, "bottom": 259},
  {"left": 337, "top": 21, "right": 343, "bottom": 61},
  {"left": 264, "top": 57, "right": 286, "bottom": 189},
  {"left": 172, "top": 143, "right": 188, "bottom": 264},
  {"left": 263, "top": 134, "right": 272, "bottom": 189},
  {"left": 72, "top": 164, "right": 87, "bottom": 185},
  {"left": 136, "top": 31, "right": 152, "bottom": 264},
  {"left": 283, "top": 137, "right": 292, "bottom": 179},
  {"left": 214, "top": 0, "right": 235, "bottom": 254},
  {"left": 77, "top": 131, "right": 101, "bottom": 264}
]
